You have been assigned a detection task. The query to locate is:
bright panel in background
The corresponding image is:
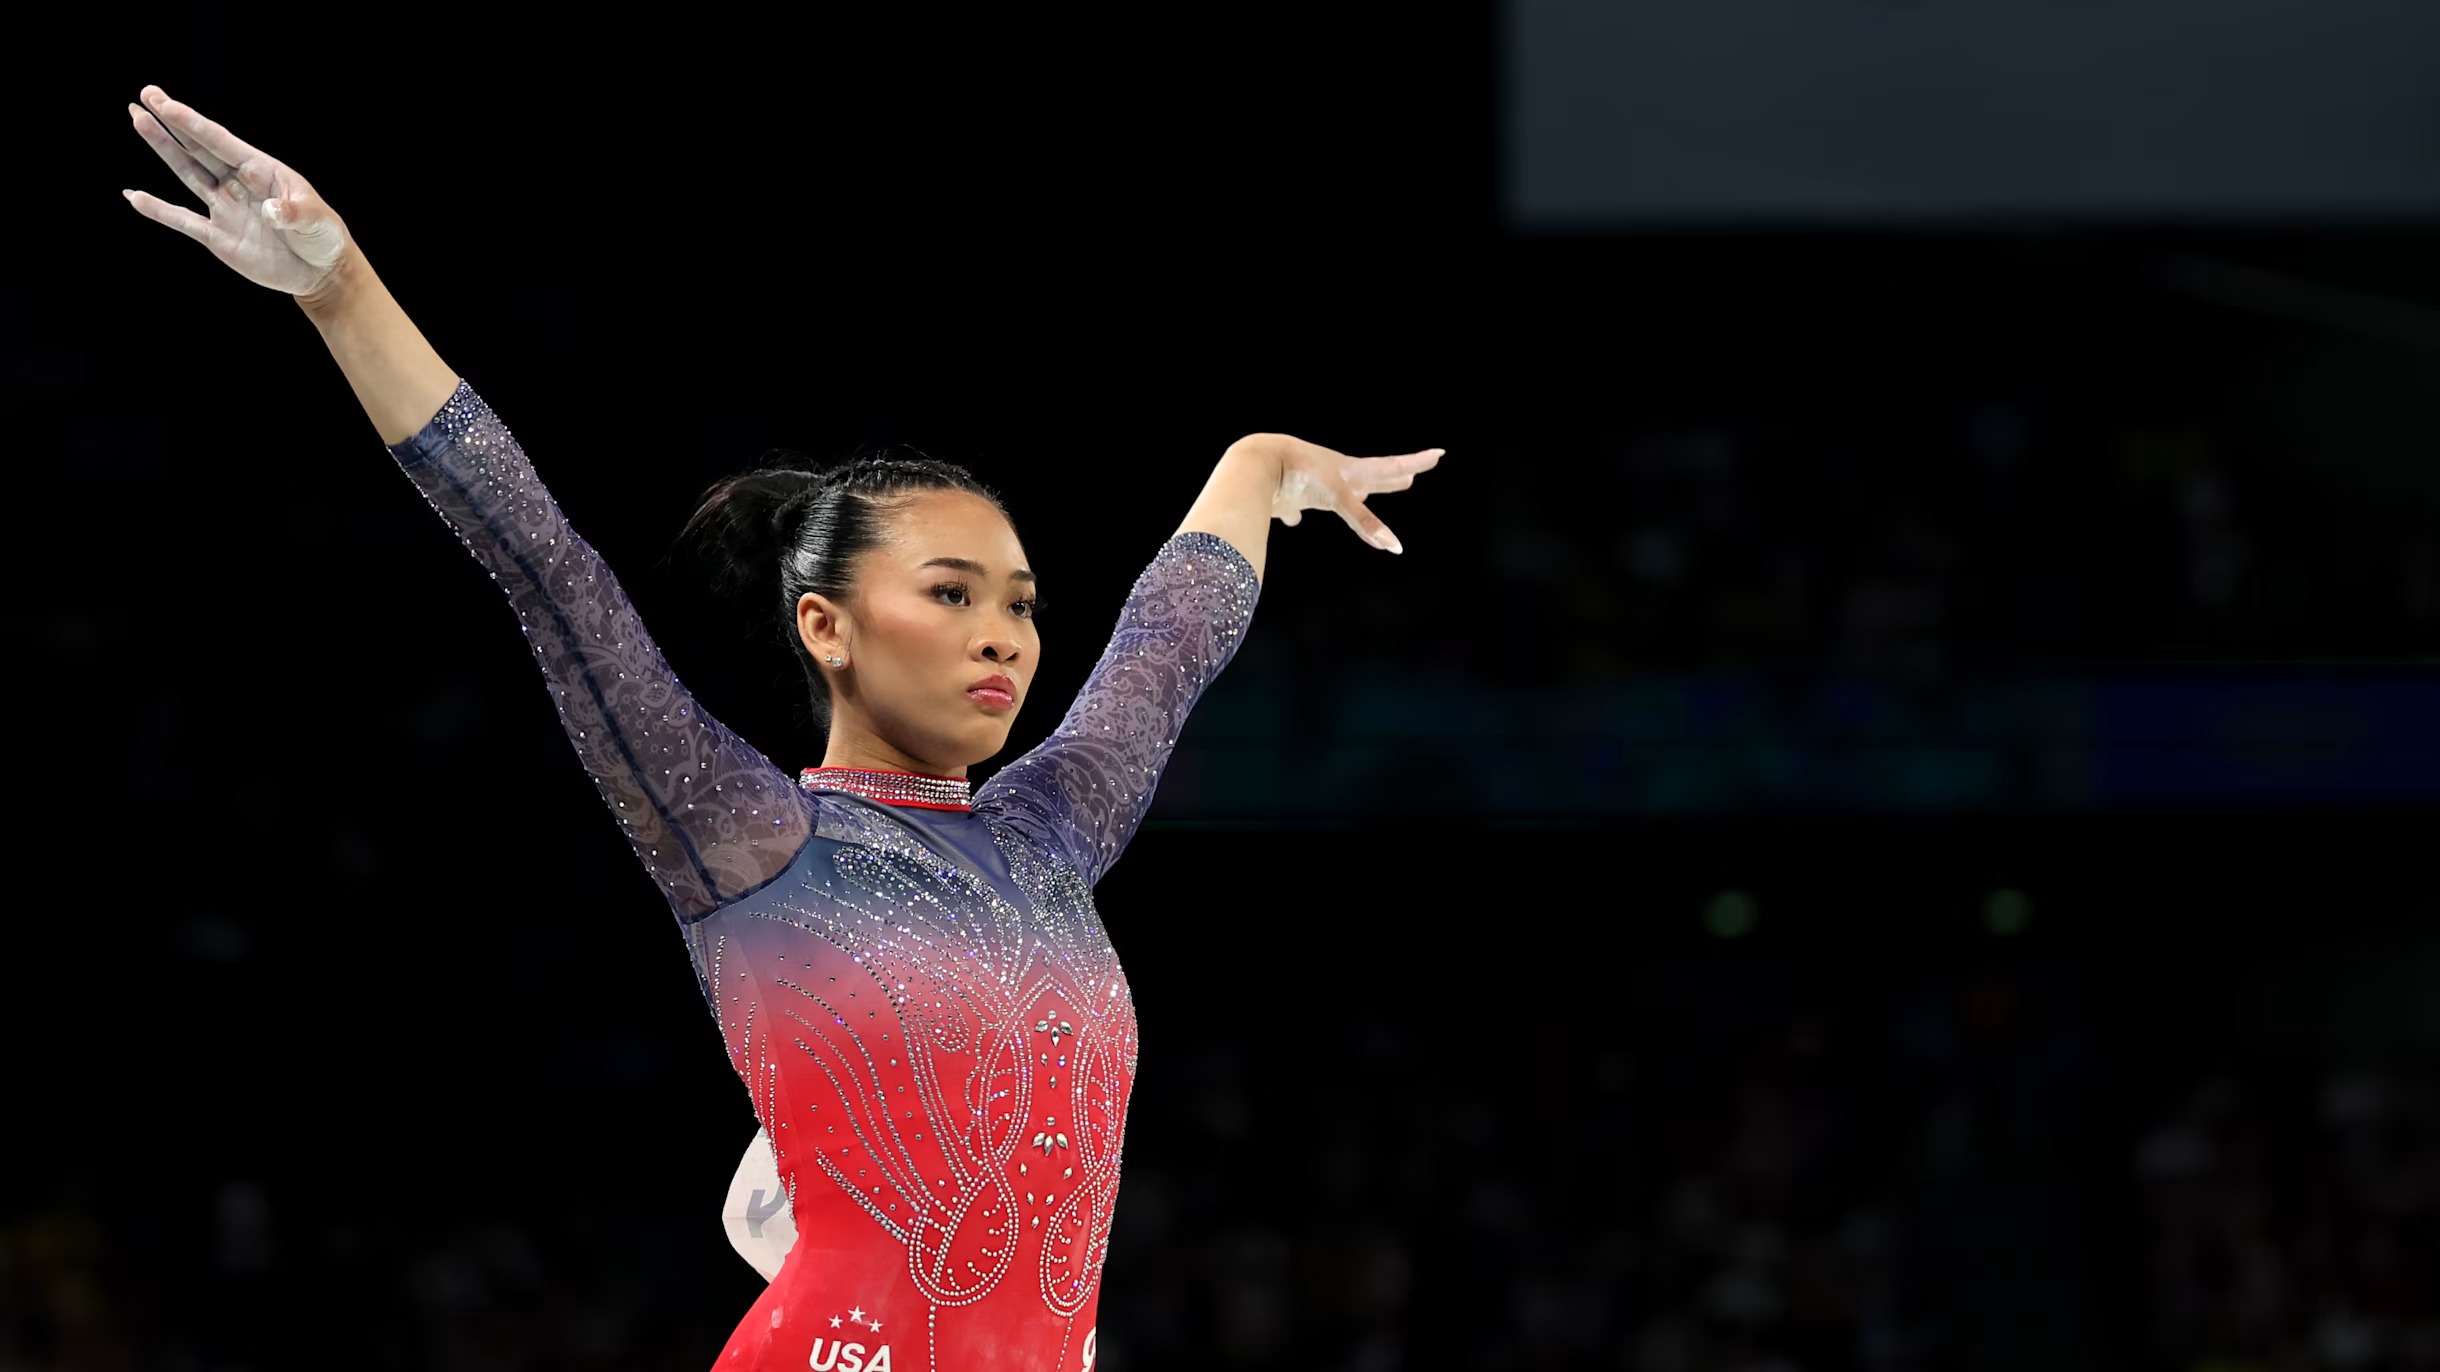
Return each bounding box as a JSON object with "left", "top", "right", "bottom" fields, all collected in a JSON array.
[{"left": 1505, "top": 0, "right": 2440, "bottom": 226}]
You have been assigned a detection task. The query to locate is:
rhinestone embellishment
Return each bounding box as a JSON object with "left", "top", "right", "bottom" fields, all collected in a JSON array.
[{"left": 799, "top": 766, "right": 974, "bottom": 811}]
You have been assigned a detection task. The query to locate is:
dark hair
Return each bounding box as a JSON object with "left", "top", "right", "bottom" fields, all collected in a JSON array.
[{"left": 675, "top": 445, "right": 1013, "bottom": 737}]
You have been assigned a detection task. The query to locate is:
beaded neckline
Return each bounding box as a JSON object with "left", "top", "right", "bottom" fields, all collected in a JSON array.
[{"left": 799, "top": 765, "right": 974, "bottom": 812}]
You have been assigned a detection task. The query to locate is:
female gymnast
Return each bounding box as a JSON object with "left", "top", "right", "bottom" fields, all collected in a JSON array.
[{"left": 122, "top": 84, "right": 1440, "bottom": 1370}]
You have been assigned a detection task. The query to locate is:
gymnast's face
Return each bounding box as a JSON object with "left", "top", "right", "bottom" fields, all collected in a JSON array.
[{"left": 799, "top": 489, "right": 1040, "bottom": 776}]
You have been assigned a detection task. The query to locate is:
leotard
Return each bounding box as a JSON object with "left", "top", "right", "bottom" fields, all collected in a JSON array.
[{"left": 388, "top": 381, "right": 1261, "bottom": 1370}]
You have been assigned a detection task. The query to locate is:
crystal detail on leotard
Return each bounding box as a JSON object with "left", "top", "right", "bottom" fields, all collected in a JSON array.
[
  {"left": 801, "top": 766, "right": 974, "bottom": 811},
  {"left": 384, "top": 378, "right": 812, "bottom": 923}
]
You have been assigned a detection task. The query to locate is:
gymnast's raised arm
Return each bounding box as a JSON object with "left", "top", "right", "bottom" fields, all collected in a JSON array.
[
  {"left": 974, "top": 425, "right": 1444, "bottom": 887},
  {"left": 121, "top": 85, "right": 811, "bottom": 920}
]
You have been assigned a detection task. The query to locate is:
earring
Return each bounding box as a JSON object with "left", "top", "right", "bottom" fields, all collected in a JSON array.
[{"left": 827, "top": 655, "right": 844, "bottom": 667}]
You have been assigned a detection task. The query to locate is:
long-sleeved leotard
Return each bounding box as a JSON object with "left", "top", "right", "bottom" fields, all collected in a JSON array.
[{"left": 389, "top": 381, "right": 1260, "bottom": 1371}]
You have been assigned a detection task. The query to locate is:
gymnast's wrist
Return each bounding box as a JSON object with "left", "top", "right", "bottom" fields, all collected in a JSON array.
[
  {"left": 296, "top": 252, "right": 377, "bottom": 323},
  {"left": 1224, "top": 433, "right": 1290, "bottom": 479}
]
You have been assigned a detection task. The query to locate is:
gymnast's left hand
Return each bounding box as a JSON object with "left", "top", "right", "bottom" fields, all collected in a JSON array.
[{"left": 1266, "top": 435, "right": 1444, "bottom": 555}]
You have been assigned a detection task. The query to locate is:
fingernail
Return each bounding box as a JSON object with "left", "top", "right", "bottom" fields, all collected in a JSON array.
[
  {"left": 1378, "top": 531, "right": 1404, "bottom": 554},
  {"left": 263, "top": 199, "right": 282, "bottom": 220},
  {"left": 121, "top": 189, "right": 135, "bottom": 201}
]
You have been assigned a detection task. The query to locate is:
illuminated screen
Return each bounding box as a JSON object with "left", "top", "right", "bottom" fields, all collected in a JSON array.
[{"left": 1505, "top": 0, "right": 2440, "bottom": 226}]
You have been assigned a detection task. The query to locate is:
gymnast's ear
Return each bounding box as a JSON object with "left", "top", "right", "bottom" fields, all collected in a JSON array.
[{"left": 796, "top": 591, "right": 850, "bottom": 664}]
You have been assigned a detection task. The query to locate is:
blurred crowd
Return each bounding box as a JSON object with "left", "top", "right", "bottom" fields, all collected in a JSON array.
[
  {"left": 1283, "top": 404, "right": 2437, "bottom": 687},
  {"left": 1190, "top": 400, "right": 2440, "bottom": 822},
  {"left": 2136, "top": 1063, "right": 2440, "bottom": 1370},
  {"left": 9, "top": 946, "right": 2433, "bottom": 1372}
]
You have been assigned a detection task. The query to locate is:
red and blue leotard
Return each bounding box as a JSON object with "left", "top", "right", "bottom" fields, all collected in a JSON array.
[{"left": 388, "top": 381, "right": 1260, "bottom": 1370}]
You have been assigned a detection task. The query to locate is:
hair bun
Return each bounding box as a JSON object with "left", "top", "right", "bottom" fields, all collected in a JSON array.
[{"left": 675, "top": 460, "right": 828, "bottom": 602}]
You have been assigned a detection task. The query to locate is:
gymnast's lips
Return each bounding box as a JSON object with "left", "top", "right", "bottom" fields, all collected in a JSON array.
[{"left": 967, "top": 674, "right": 1016, "bottom": 709}]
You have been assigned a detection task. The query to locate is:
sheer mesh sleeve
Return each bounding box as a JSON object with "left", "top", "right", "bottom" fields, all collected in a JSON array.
[
  {"left": 976, "top": 529, "right": 1261, "bottom": 887},
  {"left": 386, "top": 380, "right": 811, "bottom": 921}
]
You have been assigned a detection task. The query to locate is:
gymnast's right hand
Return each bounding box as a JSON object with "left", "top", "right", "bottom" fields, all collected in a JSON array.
[{"left": 122, "top": 85, "right": 355, "bottom": 303}]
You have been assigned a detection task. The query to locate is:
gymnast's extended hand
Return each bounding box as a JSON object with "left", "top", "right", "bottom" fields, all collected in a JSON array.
[
  {"left": 1266, "top": 435, "right": 1444, "bottom": 556},
  {"left": 121, "top": 85, "right": 355, "bottom": 301},
  {"left": 122, "top": 84, "right": 461, "bottom": 445},
  {"left": 1180, "top": 427, "right": 1443, "bottom": 580}
]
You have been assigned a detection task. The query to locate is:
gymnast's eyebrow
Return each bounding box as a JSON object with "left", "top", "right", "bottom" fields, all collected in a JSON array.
[{"left": 918, "top": 556, "right": 1037, "bottom": 585}]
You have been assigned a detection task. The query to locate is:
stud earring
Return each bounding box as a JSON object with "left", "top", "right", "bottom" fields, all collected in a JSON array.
[{"left": 827, "top": 655, "right": 844, "bottom": 667}]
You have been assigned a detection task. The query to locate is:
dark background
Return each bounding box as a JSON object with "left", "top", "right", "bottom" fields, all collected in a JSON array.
[{"left": 8, "top": 4, "right": 2437, "bottom": 1370}]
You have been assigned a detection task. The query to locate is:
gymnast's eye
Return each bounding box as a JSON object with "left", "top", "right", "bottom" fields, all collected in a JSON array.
[{"left": 934, "top": 582, "right": 1044, "bottom": 621}]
